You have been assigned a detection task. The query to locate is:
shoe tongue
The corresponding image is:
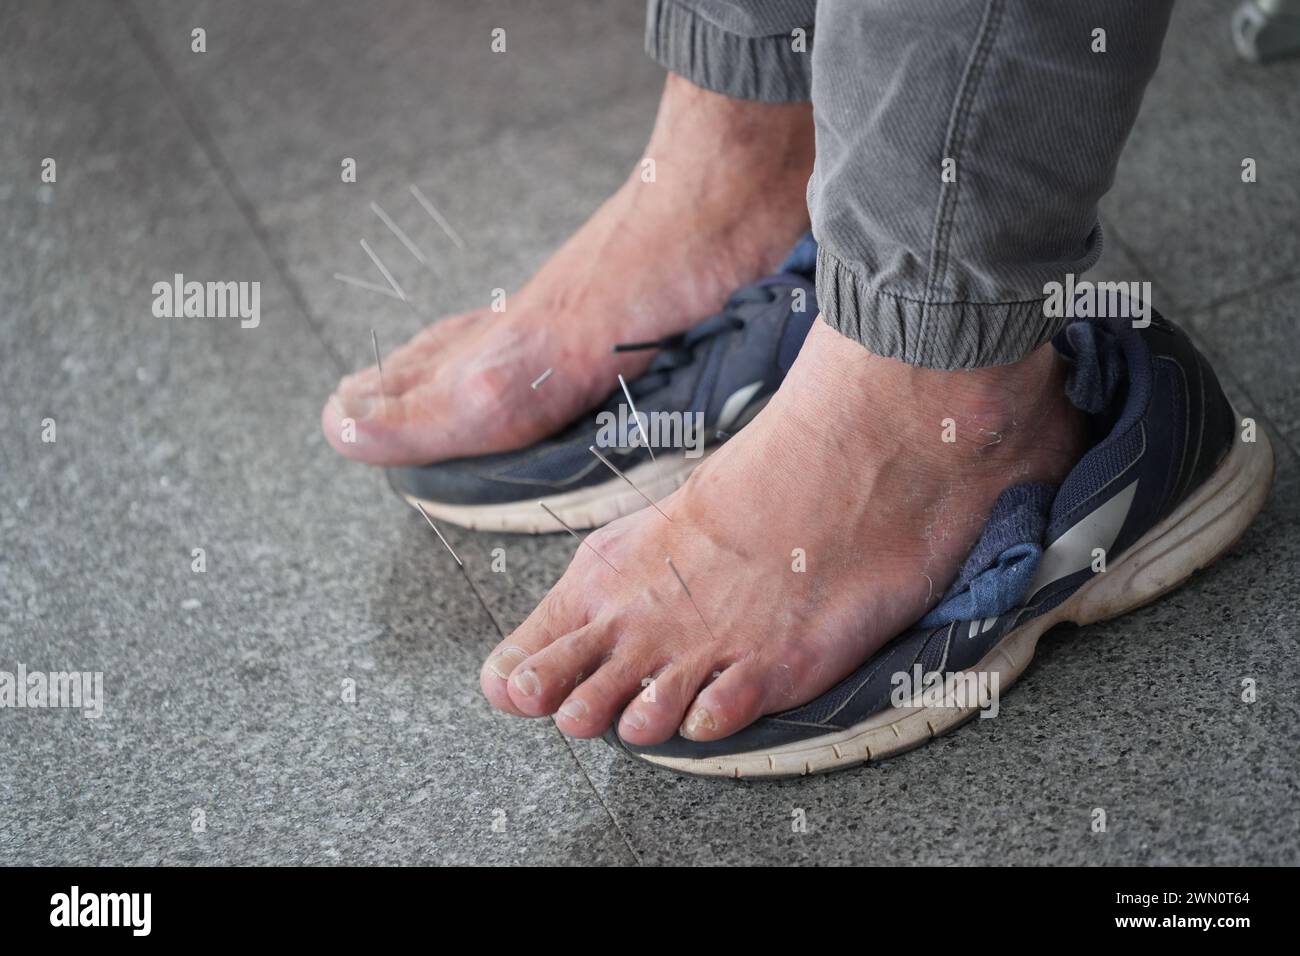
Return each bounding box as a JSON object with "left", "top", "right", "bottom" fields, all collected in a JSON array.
[
  {"left": 1060, "top": 321, "right": 1127, "bottom": 415},
  {"left": 917, "top": 483, "right": 1056, "bottom": 628}
]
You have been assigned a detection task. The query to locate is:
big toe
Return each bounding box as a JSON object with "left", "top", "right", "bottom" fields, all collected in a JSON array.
[
  {"left": 480, "top": 585, "right": 590, "bottom": 717},
  {"left": 320, "top": 311, "right": 492, "bottom": 465},
  {"left": 320, "top": 385, "right": 411, "bottom": 464}
]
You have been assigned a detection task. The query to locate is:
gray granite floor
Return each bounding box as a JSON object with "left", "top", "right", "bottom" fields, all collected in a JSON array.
[{"left": 2, "top": 0, "right": 1296, "bottom": 866}]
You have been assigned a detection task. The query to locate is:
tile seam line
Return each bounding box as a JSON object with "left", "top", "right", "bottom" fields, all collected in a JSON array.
[
  {"left": 114, "top": 0, "right": 348, "bottom": 375},
  {"left": 556, "top": 731, "right": 643, "bottom": 865},
  {"left": 1104, "top": 216, "right": 1300, "bottom": 321}
]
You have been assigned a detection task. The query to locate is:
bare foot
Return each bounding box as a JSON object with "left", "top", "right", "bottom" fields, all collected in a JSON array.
[
  {"left": 322, "top": 74, "right": 814, "bottom": 466},
  {"left": 479, "top": 320, "right": 1089, "bottom": 744}
]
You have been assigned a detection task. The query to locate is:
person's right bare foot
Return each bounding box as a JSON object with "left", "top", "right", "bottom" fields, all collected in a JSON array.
[
  {"left": 322, "top": 74, "right": 815, "bottom": 466},
  {"left": 478, "top": 321, "right": 1089, "bottom": 744}
]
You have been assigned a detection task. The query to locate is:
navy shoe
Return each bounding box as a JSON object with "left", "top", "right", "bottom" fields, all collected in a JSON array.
[
  {"left": 612, "top": 309, "right": 1275, "bottom": 778},
  {"left": 386, "top": 235, "right": 819, "bottom": 532}
]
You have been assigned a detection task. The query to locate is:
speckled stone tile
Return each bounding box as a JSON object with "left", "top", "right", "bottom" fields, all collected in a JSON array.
[
  {"left": 123, "top": 0, "right": 665, "bottom": 373},
  {"left": 1184, "top": 276, "right": 1300, "bottom": 458},
  {"left": 0, "top": 0, "right": 631, "bottom": 866},
  {"left": 1099, "top": 0, "right": 1300, "bottom": 310}
]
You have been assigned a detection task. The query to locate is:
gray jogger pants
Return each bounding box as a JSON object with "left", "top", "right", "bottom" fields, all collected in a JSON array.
[{"left": 646, "top": 0, "right": 1174, "bottom": 369}]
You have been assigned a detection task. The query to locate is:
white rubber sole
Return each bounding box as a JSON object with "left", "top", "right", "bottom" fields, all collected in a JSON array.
[
  {"left": 398, "top": 450, "right": 712, "bottom": 533},
  {"left": 639, "top": 427, "right": 1276, "bottom": 779}
]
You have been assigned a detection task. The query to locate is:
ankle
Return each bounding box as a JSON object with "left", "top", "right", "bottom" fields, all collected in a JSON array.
[
  {"left": 649, "top": 74, "right": 815, "bottom": 179},
  {"left": 789, "top": 324, "right": 1083, "bottom": 474},
  {"left": 923, "top": 346, "right": 1070, "bottom": 444},
  {"left": 904, "top": 346, "right": 1087, "bottom": 482}
]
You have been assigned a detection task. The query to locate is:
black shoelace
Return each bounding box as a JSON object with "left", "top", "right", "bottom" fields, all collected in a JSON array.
[{"left": 609, "top": 283, "right": 784, "bottom": 399}]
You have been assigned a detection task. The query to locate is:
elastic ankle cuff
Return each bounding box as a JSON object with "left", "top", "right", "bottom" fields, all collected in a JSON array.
[
  {"left": 816, "top": 244, "right": 1069, "bottom": 370},
  {"left": 645, "top": 0, "right": 814, "bottom": 103}
]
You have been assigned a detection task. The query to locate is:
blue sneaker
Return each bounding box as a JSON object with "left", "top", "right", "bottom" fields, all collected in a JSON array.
[
  {"left": 611, "top": 309, "right": 1275, "bottom": 778},
  {"left": 386, "top": 235, "right": 819, "bottom": 532}
]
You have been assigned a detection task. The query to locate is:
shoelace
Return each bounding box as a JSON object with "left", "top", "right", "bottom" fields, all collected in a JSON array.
[{"left": 609, "top": 283, "right": 785, "bottom": 400}]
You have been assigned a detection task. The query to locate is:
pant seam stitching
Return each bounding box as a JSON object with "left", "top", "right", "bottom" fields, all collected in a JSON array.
[{"left": 919, "top": 0, "right": 1005, "bottom": 360}]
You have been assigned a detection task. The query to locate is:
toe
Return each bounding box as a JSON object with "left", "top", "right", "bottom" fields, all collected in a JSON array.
[
  {"left": 617, "top": 657, "right": 715, "bottom": 745},
  {"left": 480, "top": 584, "right": 588, "bottom": 717},
  {"left": 320, "top": 383, "right": 404, "bottom": 463},
  {"left": 504, "top": 622, "right": 612, "bottom": 717},
  {"left": 554, "top": 645, "right": 657, "bottom": 739},
  {"left": 327, "top": 351, "right": 520, "bottom": 465},
  {"left": 480, "top": 645, "right": 532, "bottom": 716},
  {"left": 322, "top": 312, "right": 491, "bottom": 464},
  {"left": 678, "top": 659, "right": 769, "bottom": 741},
  {"left": 321, "top": 393, "right": 350, "bottom": 452}
]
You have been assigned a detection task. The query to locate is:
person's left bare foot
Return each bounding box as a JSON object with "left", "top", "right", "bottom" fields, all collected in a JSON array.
[
  {"left": 321, "top": 75, "right": 813, "bottom": 467},
  {"left": 479, "top": 319, "right": 1089, "bottom": 744}
]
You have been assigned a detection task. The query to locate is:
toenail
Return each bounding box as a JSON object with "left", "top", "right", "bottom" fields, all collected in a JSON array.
[
  {"left": 486, "top": 647, "right": 528, "bottom": 680},
  {"left": 622, "top": 709, "right": 646, "bottom": 731},
  {"left": 682, "top": 707, "right": 716, "bottom": 739},
  {"left": 511, "top": 668, "right": 541, "bottom": 698},
  {"left": 559, "top": 699, "right": 588, "bottom": 722},
  {"left": 338, "top": 391, "right": 380, "bottom": 422}
]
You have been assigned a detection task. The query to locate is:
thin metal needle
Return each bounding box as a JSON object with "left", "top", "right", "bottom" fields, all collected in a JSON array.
[
  {"left": 333, "top": 272, "right": 403, "bottom": 300},
  {"left": 461, "top": 570, "right": 505, "bottom": 638},
  {"left": 618, "top": 373, "right": 655, "bottom": 461},
  {"left": 360, "top": 238, "right": 407, "bottom": 302},
  {"left": 588, "top": 446, "right": 672, "bottom": 521},
  {"left": 371, "top": 328, "right": 389, "bottom": 417},
  {"left": 530, "top": 368, "right": 553, "bottom": 390},
  {"left": 409, "top": 184, "right": 466, "bottom": 250},
  {"left": 414, "top": 502, "right": 505, "bottom": 638},
  {"left": 539, "top": 502, "right": 621, "bottom": 575},
  {"left": 414, "top": 500, "right": 458, "bottom": 564},
  {"left": 666, "top": 557, "right": 715, "bottom": 640},
  {"left": 371, "top": 201, "right": 434, "bottom": 272}
]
